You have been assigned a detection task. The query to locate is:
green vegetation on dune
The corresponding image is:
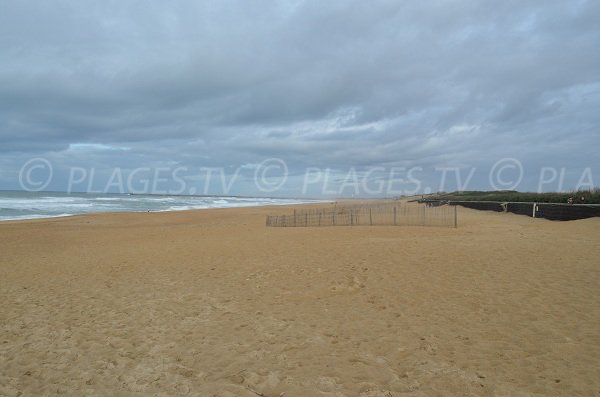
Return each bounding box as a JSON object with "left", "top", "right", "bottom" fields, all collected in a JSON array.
[{"left": 427, "top": 189, "right": 600, "bottom": 204}]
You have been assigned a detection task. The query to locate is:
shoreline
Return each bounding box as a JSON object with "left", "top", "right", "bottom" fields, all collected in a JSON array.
[{"left": 0, "top": 197, "right": 335, "bottom": 224}]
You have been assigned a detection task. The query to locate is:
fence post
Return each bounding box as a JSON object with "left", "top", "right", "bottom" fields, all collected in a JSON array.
[
  {"left": 532, "top": 203, "right": 536, "bottom": 218},
  {"left": 454, "top": 205, "right": 457, "bottom": 228},
  {"left": 333, "top": 212, "right": 336, "bottom": 226},
  {"left": 305, "top": 213, "right": 308, "bottom": 227},
  {"left": 318, "top": 211, "right": 322, "bottom": 226},
  {"left": 422, "top": 205, "right": 426, "bottom": 226},
  {"left": 393, "top": 206, "right": 397, "bottom": 226}
]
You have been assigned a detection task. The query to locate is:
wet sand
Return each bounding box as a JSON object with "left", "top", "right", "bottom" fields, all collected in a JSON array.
[{"left": 1, "top": 203, "right": 599, "bottom": 396}]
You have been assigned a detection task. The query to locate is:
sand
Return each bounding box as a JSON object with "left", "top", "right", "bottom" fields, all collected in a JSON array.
[{"left": 1, "top": 203, "right": 599, "bottom": 396}]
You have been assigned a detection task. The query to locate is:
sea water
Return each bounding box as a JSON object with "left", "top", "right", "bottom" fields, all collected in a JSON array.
[{"left": 0, "top": 191, "right": 320, "bottom": 221}]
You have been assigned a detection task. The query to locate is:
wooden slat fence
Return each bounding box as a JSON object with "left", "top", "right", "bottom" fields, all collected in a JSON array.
[{"left": 266, "top": 202, "right": 456, "bottom": 228}]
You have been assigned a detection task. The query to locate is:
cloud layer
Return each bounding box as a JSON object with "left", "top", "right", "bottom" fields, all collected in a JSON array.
[{"left": 1, "top": 0, "right": 599, "bottom": 195}]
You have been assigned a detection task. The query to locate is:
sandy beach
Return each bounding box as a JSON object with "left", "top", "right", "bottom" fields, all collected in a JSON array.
[{"left": 1, "top": 203, "right": 599, "bottom": 397}]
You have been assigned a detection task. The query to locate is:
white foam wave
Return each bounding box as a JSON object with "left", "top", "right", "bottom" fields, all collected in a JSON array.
[
  {"left": 0, "top": 213, "right": 75, "bottom": 221},
  {"left": 0, "top": 192, "right": 327, "bottom": 222}
]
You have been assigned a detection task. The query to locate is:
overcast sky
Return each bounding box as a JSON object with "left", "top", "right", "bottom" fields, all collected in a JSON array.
[{"left": 1, "top": 0, "right": 598, "bottom": 196}]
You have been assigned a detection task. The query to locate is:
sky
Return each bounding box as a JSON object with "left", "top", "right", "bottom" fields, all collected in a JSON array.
[{"left": 1, "top": 0, "right": 599, "bottom": 197}]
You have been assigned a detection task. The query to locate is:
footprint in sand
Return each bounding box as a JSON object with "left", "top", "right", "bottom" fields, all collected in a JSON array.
[{"left": 331, "top": 276, "right": 365, "bottom": 293}]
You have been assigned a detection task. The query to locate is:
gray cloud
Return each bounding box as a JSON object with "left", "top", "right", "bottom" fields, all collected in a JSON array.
[{"left": 1, "top": 0, "right": 599, "bottom": 195}]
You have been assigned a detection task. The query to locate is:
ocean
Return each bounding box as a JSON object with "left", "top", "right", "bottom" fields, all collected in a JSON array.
[{"left": 0, "top": 191, "right": 320, "bottom": 221}]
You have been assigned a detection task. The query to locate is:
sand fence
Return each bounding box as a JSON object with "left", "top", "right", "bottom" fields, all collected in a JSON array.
[{"left": 266, "top": 202, "right": 457, "bottom": 228}]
